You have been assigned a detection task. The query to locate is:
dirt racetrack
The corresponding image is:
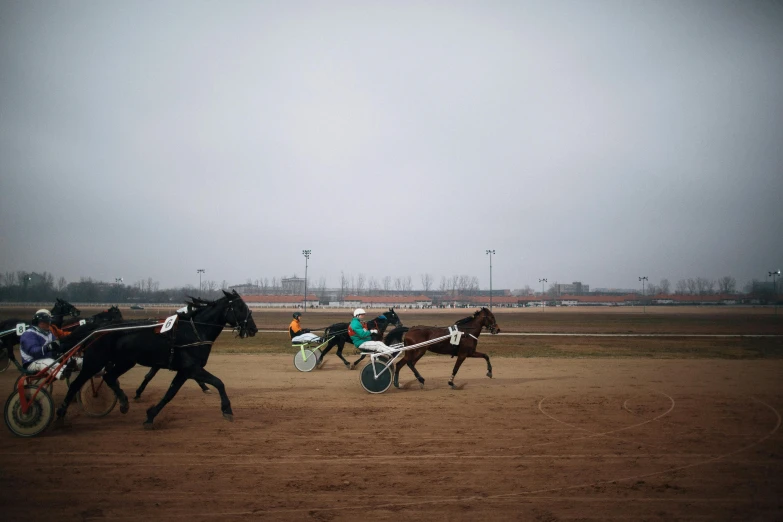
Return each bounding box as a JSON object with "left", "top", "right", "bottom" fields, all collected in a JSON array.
[{"left": 1, "top": 354, "right": 781, "bottom": 521}]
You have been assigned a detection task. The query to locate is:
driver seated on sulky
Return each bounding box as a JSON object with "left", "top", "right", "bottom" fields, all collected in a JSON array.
[
  {"left": 348, "top": 308, "right": 389, "bottom": 353},
  {"left": 290, "top": 312, "right": 320, "bottom": 344},
  {"left": 19, "top": 309, "right": 81, "bottom": 379}
]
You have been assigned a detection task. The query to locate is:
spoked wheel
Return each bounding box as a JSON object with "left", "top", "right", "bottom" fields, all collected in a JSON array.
[
  {"left": 360, "top": 356, "right": 393, "bottom": 394},
  {"left": 77, "top": 376, "right": 117, "bottom": 417},
  {"left": 293, "top": 349, "right": 318, "bottom": 372},
  {"left": 0, "top": 349, "right": 10, "bottom": 373},
  {"left": 4, "top": 385, "right": 55, "bottom": 437}
]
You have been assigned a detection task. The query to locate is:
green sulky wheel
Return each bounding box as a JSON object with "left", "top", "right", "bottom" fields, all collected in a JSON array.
[
  {"left": 360, "top": 356, "right": 393, "bottom": 394},
  {"left": 293, "top": 348, "right": 318, "bottom": 372}
]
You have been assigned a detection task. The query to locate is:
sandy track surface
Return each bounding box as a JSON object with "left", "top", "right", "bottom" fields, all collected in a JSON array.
[{"left": 1, "top": 355, "right": 781, "bottom": 521}]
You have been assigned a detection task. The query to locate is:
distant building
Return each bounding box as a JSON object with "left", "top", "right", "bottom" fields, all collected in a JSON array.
[
  {"left": 555, "top": 282, "right": 589, "bottom": 295},
  {"left": 281, "top": 277, "right": 305, "bottom": 294}
]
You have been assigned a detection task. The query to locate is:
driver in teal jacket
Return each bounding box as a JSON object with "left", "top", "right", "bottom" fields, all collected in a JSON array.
[{"left": 349, "top": 308, "right": 389, "bottom": 352}]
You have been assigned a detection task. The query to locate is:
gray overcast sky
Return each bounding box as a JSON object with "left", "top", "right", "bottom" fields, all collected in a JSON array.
[{"left": 1, "top": 1, "right": 782, "bottom": 291}]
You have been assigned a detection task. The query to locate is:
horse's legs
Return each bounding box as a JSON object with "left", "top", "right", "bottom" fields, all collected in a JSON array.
[
  {"left": 101, "top": 359, "right": 136, "bottom": 414},
  {"left": 408, "top": 349, "right": 427, "bottom": 387},
  {"left": 191, "top": 367, "right": 233, "bottom": 421},
  {"left": 393, "top": 354, "right": 408, "bottom": 388},
  {"left": 56, "top": 354, "right": 106, "bottom": 420},
  {"left": 448, "top": 354, "right": 468, "bottom": 389},
  {"left": 334, "top": 341, "right": 351, "bottom": 368},
  {"left": 144, "top": 370, "right": 189, "bottom": 429},
  {"left": 196, "top": 379, "right": 210, "bottom": 392},
  {"left": 134, "top": 367, "right": 160, "bottom": 399},
  {"left": 319, "top": 338, "right": 335, "bottom": 358},
  {"left": 468, "top": 351, "right": 493, "bottom": 378}
]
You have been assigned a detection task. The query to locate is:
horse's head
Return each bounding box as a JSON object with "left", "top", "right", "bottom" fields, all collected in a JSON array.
[
  {"left": 222, "top": 289, "right": 257, "bottom": 338},
  {"left": 52, "top": 298, "right": 80, "bottom": 318},
  {"left": 385, "top": 307, "right": 403, "bottom": 328},
  {"left": 478, "top": 307, "right": 500, "bottom": 334},
  {"left": 106, "top": 306, "right": 123, "bottom": 322}
]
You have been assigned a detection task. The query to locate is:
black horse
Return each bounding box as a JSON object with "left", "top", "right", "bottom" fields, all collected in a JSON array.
[
  {"left": 55, "top": 290, "right": 257, "bottom": 429},
  {"left": 0, "top": 298, "right": 81, "bottom": 366},
  {"left": 319, "top": 308, "right": 402, "bottom": 369},
  {"left": 133, "top": 299, "right": 213, "bottom": 399}
]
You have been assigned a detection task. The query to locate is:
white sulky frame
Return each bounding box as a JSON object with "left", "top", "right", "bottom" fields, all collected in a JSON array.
[{"left": 365, "top": 330, "right": 468, "bottom": 380}]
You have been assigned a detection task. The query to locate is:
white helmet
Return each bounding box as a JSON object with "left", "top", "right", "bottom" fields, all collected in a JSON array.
[{"left": 353, "top": 308, "right": 366, "bottom": 317}]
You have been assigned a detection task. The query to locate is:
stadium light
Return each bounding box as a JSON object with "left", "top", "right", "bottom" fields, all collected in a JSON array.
[
  {"left": 639, "top": 276, "right": 648, "bottom": 313},
  {"left": 539, "top": 278, "right": 547, "bottom": 312},
  {"left": 197, "top": 269, "right": 205, "bottom": 296},
  {"left": 486, "top": 250, "right": 495, "bottom": 310},
  {"left": 302, "top": 250, "right": 311, "bottom": 312},
  {"left": 770, "top": 270, "right": 781, "bottom": 315}
]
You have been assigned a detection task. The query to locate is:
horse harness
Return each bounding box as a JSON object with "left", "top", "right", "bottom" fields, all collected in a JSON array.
[{"left": 165, "top": 298, "right": 249, "bottom": 369}]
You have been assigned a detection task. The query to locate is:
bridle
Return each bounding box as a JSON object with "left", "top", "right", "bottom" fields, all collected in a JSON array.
[{"left": 225, "top": 298, "right": 253, "bottom": 338}]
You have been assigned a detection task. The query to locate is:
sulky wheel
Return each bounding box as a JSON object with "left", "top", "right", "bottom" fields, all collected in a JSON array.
[
  {"left": 293, "top": 349, "right": 318, "bottom": 372},
  {"left": 77, "top": 377, "right": 118, "bottom": 417},
  {"left": 360, "top": 357, "right": 393, "bottom": 394},
  {"left": 4, "top": 385, "right": 55, "bottom": 437},
  {"left": 0, "top": 348, "right": 10, "bottom": 373}
]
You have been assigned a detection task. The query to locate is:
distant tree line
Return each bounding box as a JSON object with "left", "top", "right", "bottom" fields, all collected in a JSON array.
[{"left": 0, "top": 270, "right": 777, "bottom": 304}]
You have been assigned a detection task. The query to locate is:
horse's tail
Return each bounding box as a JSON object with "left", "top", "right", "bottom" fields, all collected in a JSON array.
[{"left": 384, "top": 326, "right": 409, "bottom": 345}]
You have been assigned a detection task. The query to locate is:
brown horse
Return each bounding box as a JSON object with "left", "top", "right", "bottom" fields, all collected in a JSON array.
[{"left": 393, "top": 307, "right": 500, "bottom": 389}]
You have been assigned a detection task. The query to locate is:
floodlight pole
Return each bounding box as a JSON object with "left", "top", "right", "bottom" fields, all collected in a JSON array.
[
  {"left": 302, "top": 250, "right": 311, "bottom": 312},
  {"left": 769, "top": 270, "right": 781, "bottom": 315},
  {"left": 197, "top": 269, "right": 205, "bottom": 296},
  {"left": 486, "top": 250, "right": 495, "bottom": 310},
  {"left": 539, "top": 278, "right": 547, "bottom": 312},
  {"left": 639, "top": 276, "right": 648, "bottom": 313},
  {"left": 115, "top": 277, "right": 123, "bottom": 300}
]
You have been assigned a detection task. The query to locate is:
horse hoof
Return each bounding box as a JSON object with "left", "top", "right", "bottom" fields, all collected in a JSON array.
[
  {"left": 487, "top": 371, "right": 493, "bottom": 378},
  {"left": 223, "top": 413, "right": 234, "bottom": 422},
  {"left": 449, "top": 382, "right": 455, "bottom": 389},
  {"left": 349, "top": 364, "right": 355, "bottom": 370},
  {"left": 120, "top": 403, "right": 129, "bottom": 414},
  {"left": 133, "top": 395, "right": 141, "bottom": 401},
  {"left": 143, "top": 421, "right": 154, "bottom": 430},
  {"left": 202, "top": 389, "right": 211, "bottom": 394}
]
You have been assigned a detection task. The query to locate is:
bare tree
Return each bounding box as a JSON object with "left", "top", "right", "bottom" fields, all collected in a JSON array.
[
  {"left": 450, "top": 275, "right": 459, "bottom": 297},
  {"left": 695, "top": 277, "right": 713, "bottom": 295},
  {"left": 382, "top": 276, "right": 392, "bottom": 293},
  {"left": 368, "top": 277, "right": 380, "bottom": 293},
  {"left": 659, "top": 279, "right": 671, "bottom": 295},
  {"left": 206, "top": 280, "right": 217, "bottom": 293},
  {"left": 439, "top": 276, "right": 448, "bottom": 292},
  {"left": 469, "top": 276, "right": 480, "bottom": 295},
  {"left": 420, "top": 273, "right": 433, "bottom": 293},
  {"left": 356, "top": 273, "right": 366, "bottom": 295},
  {"left": 457, "top": 275, "right": 470, "bottom": 295},
  {"left": 646, "top": 283, "right": 659, "bottom": 296},
  {"left": 675, "top": 279, "right": 687, "bottom": 294},
  {"left": 317, "top": 277, "right": 327, "bottom": 300},
  {"left": 686, "top": 278, "right": 697, "bottom": 295},
  {"left": 718, "top": 276, "right": 736, "bottom": 294},
  {"left": 394, "top": 277, "right": 403, "bottom": 292},
  {"left": 403, "top": 275, "right": 412, "bottom": 292},
  {"left": 340, "top": 271, "right": 349, "bottom": 300},
  {"left": 56, "top": 276, "right": 68, "bottom": 293},
  {"left": 221, "top": 280, "right": 229, "bottom": 290}
]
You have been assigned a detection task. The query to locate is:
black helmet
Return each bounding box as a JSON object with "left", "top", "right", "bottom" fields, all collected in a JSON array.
[
  {"left": 32, "top": 309, "right": 52, "bottom": 326},
  {"left": 293, "top": 312, "right": 302, "bottom": 319}
]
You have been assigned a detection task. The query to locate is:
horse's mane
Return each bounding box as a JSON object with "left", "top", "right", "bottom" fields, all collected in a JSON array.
[{"left": 454, "top": 309, "right": 483, "bottom": 325}]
